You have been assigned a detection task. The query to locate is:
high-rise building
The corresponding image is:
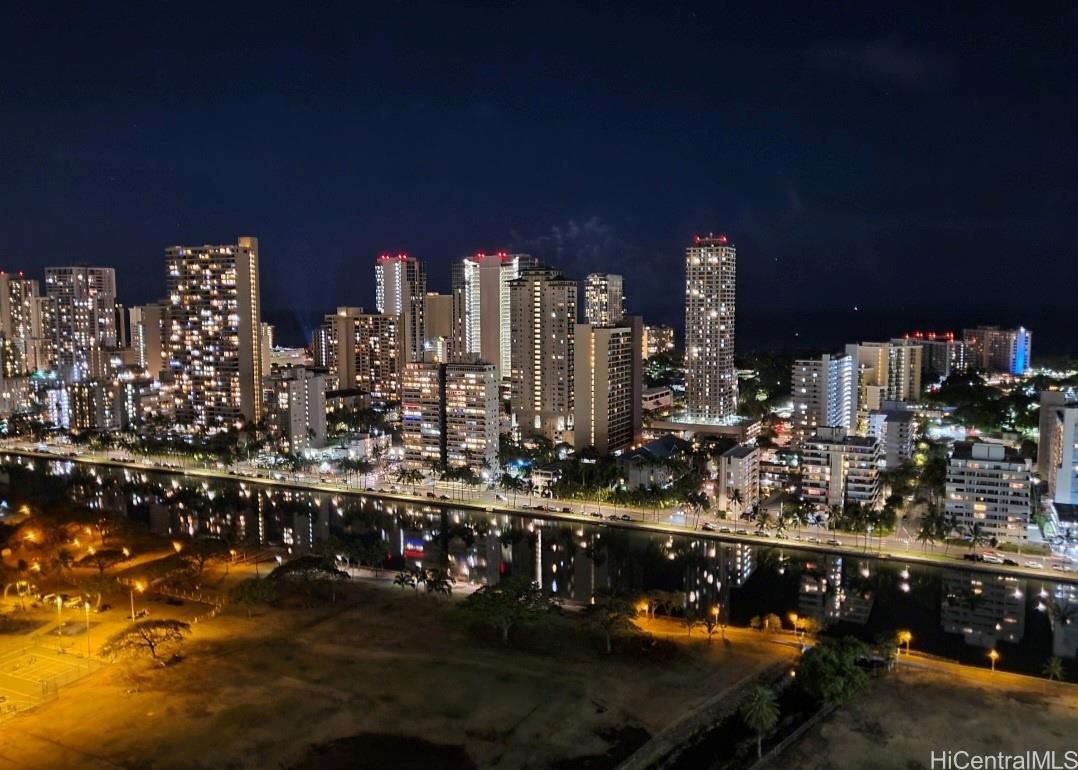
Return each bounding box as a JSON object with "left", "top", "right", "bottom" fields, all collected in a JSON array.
[
  {"left": 1039, "top": 390, "right": 1078, "bottom": 504},
  {"left": 642, "top": 324, "right": 676, "bottom": 360},
  {"left": 451, "top": 252, "right": 537, "bottom": 377},
  {"left": 583, "top": 273, "right": 624, "bottom": 326},
  {"left": 790, "top": 353, "right": 856, "bottom": 444},
  {"left": 44, "top": 265, "right": 118, "bottom": 382},
  {"left": 509, "top": 266, "right": 577, "bottom": 443},
  {"left": 402, "top": 359, "right": 499, "bottom": 475},
  {"left": 129, "top": 302, "right": 166, "bottom": 380},
  {"left": 313, "top": 307, "right": 401, "bottom": 401},
  {"left": 900, "top": 332, "right": 970, "bottom": 381},
  {"left": 845, "top": 341, "right": 923, "bottom": 431},
  {"left": 801, "top": 427, "right": 882, "bottom": 510},
  {"left": 376, "top": 254, "right": 426, "bottom": 363},
  {"left": 684, "top": 234, "right": 736, "bottom": 421},
  {"left": 573, "top": 318, "right": 642, "bottom": 454},
  {"left": 260, "top": 322, "right": 274, "bottom": 376},
  {"left": 263, "top": 367, "right": 327, "bottom": 452},
  {"left": 0, "top": 272, "right": 46, "bottom": 376},
  {"left": 963, "top": 326, "right": 1033, "bottom": 375},
  {"left": 945, "top": 441, "right": 1031, "bottom": 542},
  {"left": 164, "top": 237, "right": 263, "bottom": 428}
]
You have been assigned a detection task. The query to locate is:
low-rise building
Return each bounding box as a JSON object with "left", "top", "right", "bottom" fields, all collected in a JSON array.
[
  {"left": 263, "top": 367, "right": 328, "bottom": 452},
  {"left": 642, "top": 385, "right": 673, "bottom": 412},
  {"left": 618, "top": 434, "right": 693, "bottom": 490},
  {"left": 867, "top": 407, "right": 916, "bottom": 469},
  {"left": 717, "top": 442, "right": 759, "bottom": 515},
  {"left": 945, "top": 441, "right": 1032, "bottom": 543},
  {"left": 801, "top": 427, "right": 882, "bottom": 510}
]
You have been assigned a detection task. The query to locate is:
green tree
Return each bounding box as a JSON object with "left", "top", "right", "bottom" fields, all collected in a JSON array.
[
  {"left": 740, "top": 685, "right": 779, "bottom": 759},
  {"left": 460, "top": 576, "right": 557, "bottom": 646},
  {"left": 797, "top": 636, "right": 869, "bottom": 704},
  {"left": 587, "top": 592, "right": 637, "bottom": 654},
  {"left": 101, "top": 619, "right": 191, "bottom": 666},
  {"left": 393, "top": 570, "right": 417, "bottom": 591},
  {"left": 1043, "top": 656, "right": 1065, "bottom": 683},
  {"left": 425, "top": 569, "right": 453, "bottom": 599},
  {"left": 228, "top": 578, "right": 279, "bottom": 617}
]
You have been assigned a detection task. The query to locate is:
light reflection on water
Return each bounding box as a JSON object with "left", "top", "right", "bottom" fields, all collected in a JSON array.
[{"left": 6, "top": 457, "right": 1078, "bottom": 678}]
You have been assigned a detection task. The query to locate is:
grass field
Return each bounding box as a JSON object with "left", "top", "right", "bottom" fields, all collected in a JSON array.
[
  {"left": 769, "top": 666, "right": 1078, "bottom": 770},
  {"left": 0, "top": 581, "right": 788, "bottom": 770}
]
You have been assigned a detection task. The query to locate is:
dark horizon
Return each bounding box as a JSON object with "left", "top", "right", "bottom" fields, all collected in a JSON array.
[{"left": 2, "top": 2, "right": 1075, "bottom": 354}]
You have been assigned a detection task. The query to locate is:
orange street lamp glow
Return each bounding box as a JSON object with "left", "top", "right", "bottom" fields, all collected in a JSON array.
[
  {"left": 172, "top": 541, "right": 183, "bottom": 554},
  {"left": 988, "top": 649, "right": 1000, "bottom": 672},
  {"left": 897, "top": 630, "right": 913, "bottom": 655}
]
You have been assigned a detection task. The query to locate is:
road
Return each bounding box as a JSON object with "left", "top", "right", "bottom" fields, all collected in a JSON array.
[{"left": 3, "top": 441, "right": 1077, "bottom": 586}]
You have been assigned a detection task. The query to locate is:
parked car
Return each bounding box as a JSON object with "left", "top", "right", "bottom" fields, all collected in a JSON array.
[
  {"left": 701, "top": 522, "right": 716, "bottom": 531},
  {"left": 620, "top": 514, "right": 632, "bottom": 522}
]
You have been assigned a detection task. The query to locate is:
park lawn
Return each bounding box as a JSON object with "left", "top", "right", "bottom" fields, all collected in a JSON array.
[
  {"left": 0, "top": 580, "right": 787, "bottom": 770},
  {"left": 768, "top": 666, "right": 1078, "bottom": 770}
]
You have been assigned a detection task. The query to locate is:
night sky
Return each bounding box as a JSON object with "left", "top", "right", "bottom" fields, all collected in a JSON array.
[{"left": 1, "top": 2, "right": 1075, "bottom": 352}]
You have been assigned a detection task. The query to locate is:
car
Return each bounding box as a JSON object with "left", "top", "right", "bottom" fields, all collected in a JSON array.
[
  {"left": 736, "top": 528, "right": 749, "bottom": 535},
  {"left": 719, "top": 526, "right": 732, "bottom": 533},
  {"left": 64, "top": 596, "right": 84, "bottom": 608},
  {"left": 754, "top": 530, "right": 770, "bottom": 538},
  {"left": 1003, "top": 558, "right": 1019, "bottom": 566},
  {"left": 826, "top": 539, "right": 842, "bottom": 546},
  {"left": 590, "top": 511, "right": 603, "bottom": 518},
  {"left": 1026, "top": 561, "right": 1044, "bottom": 569},
  {"left": 963, "top": 553, "right": 984, "bottom": 562},
  {"left": 982, "top": 554, "right": 1004, "bottom": 564},
  {"left": 807, "top": 537, "right": 821, "bottom": 544},
  {"left": 439, "top": 495, "right": 450, "bottom": 501},
  {"left": 607, "top": 514, "right": 620, "bottom": 521},
  {"left": 561, "top": 507, "right": 572, "bottom": 513},
  {"left": 701, "top": 522, "right": 716, "bottom": 531},
  {"left": 620, "top": 514, "right": 632, "bottom": 522}
]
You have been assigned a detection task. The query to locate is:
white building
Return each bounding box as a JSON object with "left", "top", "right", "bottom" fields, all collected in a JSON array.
[
  {"left": 376, "top": 254, "right": 426, "bottom": 363},
  {"left": 509, "top": 266, "right": 577, "bottom": 444},
  {"left": 583, "top": 273, "right": 624, "bottom": 326},
  {"left": 264, "top": 367, "right": 327, "bottom": 452},
  {"left": 129, "top": 302, "right": 166, "bottom": 380},
  {"left": 642, "top": 385, "right": 673, "bottom": 412},
  {"left": 845, "top": 340, "right": 923, "bottom": 431},
  {"left": 451, "top": 252, "right": 537, "bottom": 378},
  {"left": 801, "top": 427, "right": 882, "bottom": 510},
  {"left": 165, "top": 238, "right": 263, "bottom": 428},
  {"left": 313, "top": 307, "right": 402, "bottom": 401},
  {"left": 945, "top": 441, "right": 1031, "bottom": 542},
  {"left": 573, "top": 320, "right": 642, "bottom": 455},
  {"left": 684, "top": 234, "right": 736, "bottom": 421},
  {"left": 790, "top": 353, "right": 855, "bottom": 444},
  {"left": 717, "top": 443, "right": 759, "bottom": 515},
  {"left": 0, "top": 272, "right": 48, "bottom": 376}
]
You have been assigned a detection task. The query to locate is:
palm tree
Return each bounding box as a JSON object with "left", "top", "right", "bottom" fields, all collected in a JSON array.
[
  {"left": 393, "top": 570, "right": 416, "bottom": 591},
  {"left": 729, "top": 489, "right": 744, "bottom": 520},
  {"left": 1043, "top": 656, "right": 1065, "bottom": 683},
  {"left": 741, "top": 685, "right": 779, "bottom": 759},
  {"left": 965, "top": 522, "right": 988, "bottom": 552}
]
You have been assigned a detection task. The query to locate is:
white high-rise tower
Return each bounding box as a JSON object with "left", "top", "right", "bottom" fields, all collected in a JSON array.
[{"left": 684, "top": 233, "right": 736, "bottom": 420}]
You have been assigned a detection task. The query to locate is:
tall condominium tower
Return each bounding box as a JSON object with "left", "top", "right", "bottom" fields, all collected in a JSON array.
[
  {"left": 963, "top": 326, "right": 1033, "bottom": 375},
  {"left": 129, "top": 302, "right": 166, "bottom": 380},
  {"left": 790, "top": 352, "right": 856, "bottom": 445},
  {"left": 44, "top": 265, "right": 118, "bottom": 382},
  {"left": 845, "top": 340, "right": 923, "bottom": 431},
  {"left": 509, "top": 266, "right": 577, "bottom": 443},
  {"left": 0, "top": 272, "right": 47, "bottom": 376},
  {"left": 375, "top": 254, "right": 426, "bottom": 362},
  {"left": 684, "top": 234, "right": 737, "bottom": 421},
  {"left": 451, "top": 252, "right": 537, "bottom": 377},
  {"left": 164, "top": 237, "right": 263, "bottom": 428},
  {"left": 574, "top": 317, "right": 643, "bottom": 454},
  {"left": 583, "top": 272, "right": 624, "bottom": 326},
  {"left": 313, "top": 307, "right": 401, "bottom": 400}
]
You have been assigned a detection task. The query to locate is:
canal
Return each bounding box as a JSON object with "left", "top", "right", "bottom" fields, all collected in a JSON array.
[{"left": 3, "top": 453, "right": 1076, "bottom": 679}]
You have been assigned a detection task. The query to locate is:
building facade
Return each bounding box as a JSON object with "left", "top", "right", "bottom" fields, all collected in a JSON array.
[
  {"left": 800, "top": 427, "right": 882, "bottom": 510},
  {"left": 573, "top": 319, "right": 642, "bottom": 455},
  {"left": 684, "top": 234, "right": 736, "bottom": 421},
  {"left": 451, "top": 252, "right": 536, "bottom": 377},
  {"left": 129, "top": 302, "right": 166, "bottom": 380},
  {"left": 790, "top": 353, "right": 855, "bottom": 444},
  {"left": 263, "top": 367, "right": 327, "bottom": 452},
  {"left": 375, "top": 254, "right": 426, "bottom": 363},
  {"left": 945, "top": 441, "right": 1032, "bottom": 542},
  {"left": 963, "top": 326, "right": 1033, "bottom": 375},
  {"left": 313, "top": 307, "right": 402, "bottom": 401},
  {"left": 509, "top": 266, "right": 577, "bottom": 443},
  {"left": 583, "top": 272, "right": 624, "bottom": 326},
  {"left": 164, "top": 237, "right": 263, "bottom": 428},
  {"left": 1039, "top": 390, "right": 1078, "bottom": 504},
  {"left": 717, "top": 442, "right": 760, "bottom": 515},
  {"left": 44, "top": 265, "right": 118, "bottom": 382}
]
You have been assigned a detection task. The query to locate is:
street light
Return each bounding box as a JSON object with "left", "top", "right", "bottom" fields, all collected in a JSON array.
[
  {"left": 988, "top": 649, "right": 1000, "bottom": 673},
  {"left": 54, "top": 595, "right": 63, "bottom": 651},
  {"left": 129, "top": 580, "right": 146, "bottom": 621},
  {"left": 84, "top": 601, "right": 91, "bottom": 657}
]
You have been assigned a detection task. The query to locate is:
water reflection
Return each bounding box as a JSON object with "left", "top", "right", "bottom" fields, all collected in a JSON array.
[{"left": 3, "top": 455, "right": 1077, "bottom": 678}]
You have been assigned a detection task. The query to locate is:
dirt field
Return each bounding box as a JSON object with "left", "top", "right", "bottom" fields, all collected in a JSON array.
[
  {"left": 770, "top": 666, "right": 1078, "bottom": 770},
  {"left": 0, "top": 581, "right": 788, "bottom": 770}
]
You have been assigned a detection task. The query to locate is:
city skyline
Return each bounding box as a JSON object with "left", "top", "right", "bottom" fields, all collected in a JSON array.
[{"left": 1, "top": 3, "right": 1072, "bottom": 353}]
